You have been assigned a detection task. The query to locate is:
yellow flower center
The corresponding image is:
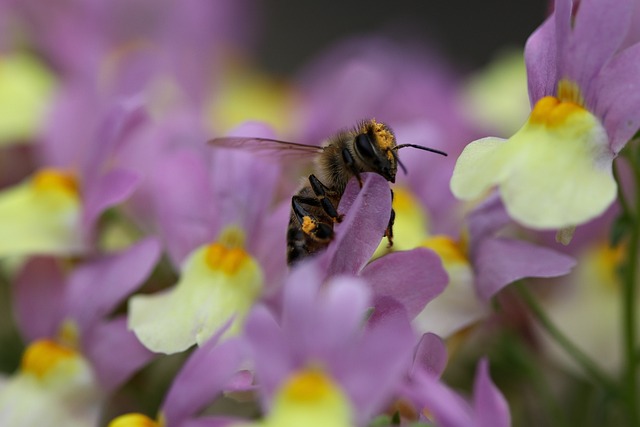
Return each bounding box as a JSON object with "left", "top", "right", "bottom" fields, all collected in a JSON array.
[
  {"left": 556, "top": 79, "right": 585, "bottom": 106},
  {"left": 421, "top": 235, "right": 467, "bottom": 265},
  {"left": 205, "top": 226, "right": 251, "bottom": 276},
  {"left": 20, "top": 339, "right": 77, "bottom": 379},
  {"left": 264, "top": 367, "right": 353, "bottom": 427},
  {"left": 31, "top": 168, "right": 79, "bottom": 198},
  {"left": 281, "top": 369, "right": 337, "bottom": 403},
  {"left": 529, "top": 96, "right": 585, "bottom": 128},
  {"left": 529, "top": 79, "right": 588, "bottom": 128},
  {"left": 107, "top": 413, "right": 163, "bottom": 427}
]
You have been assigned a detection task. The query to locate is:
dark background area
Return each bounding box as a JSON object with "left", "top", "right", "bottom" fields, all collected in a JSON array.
[{"left": 255, "top": 1, "right": 549, "bottom": 77}]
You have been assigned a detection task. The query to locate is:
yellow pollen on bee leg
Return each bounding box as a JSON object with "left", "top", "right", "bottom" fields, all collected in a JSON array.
[
  {"left": 301, "top": 216, "right": 317, "bottom": 234},
  {"left": 20, "top": 339, "right": 77, "bottom": 379},
  {"left": 31, "top": 168, "right": 79, "bottom": 198}
]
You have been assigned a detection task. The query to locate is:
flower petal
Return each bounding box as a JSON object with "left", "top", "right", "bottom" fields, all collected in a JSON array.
[
  {"left": 566, "top": 0, "right": 633, "bottom": 98},
  {"left": 341, "top": 301, "right": 415, "bottom": 423},
  {"left": 474, "top": 238, "right": 576, "bottom": 300},
  {"left": 467, "top": 193, "right": 511, "bottom": 255},
  {"left": 82, "top": 317, "right": 154, "bottom": 392},
  {"left": 0, "top": 53, "right": 55, "bottom": 143},
  {"left": 0, "top": 179, "right": 84, "bottom": 257},
  {"left": 409, "top": 371, "right": 474, "bottom": 427},
  {"left": 595, "top": 42, "right": 640, "bottom": 152},
  {"left": 450, "top": 137, "right": 508, "bottom": 201},
  {"left": 82, "top": 168, "right": 141, "bottom": 234},
  {"left": 128, "top": 245, "right": 262, "bottom": 354},
  {"left": 163, "top": 335, "right": 246, "bottom": 426},
  {"left": 209, "top": 148, "right": 281, "bottom": 251},
  {"left": 411, "top": 333, "right": 448, "bottom": 380},
  {"left": 244, "top": 304, "right": 291, "bottom": 407},
  {"left": 497, "top": 121, "right": 616, "bottom": 228},
  {"left": 67, "top": 238, "right": 161, "bottom": 331},
  {"left": 473, "top": 359, "right": 511, "bottom": 427},
  {"left": 361, "top": 248, "right": 447, "bottom": 318},
  {"left": 319, "top": 173, "right": 392, "bottom": 276},
  {"left": 282, "top": 264, "right": 372, "bottom": 368},
  {"left": 14, "top": 257, "right": 66, "bottom": 341},
  {"left": 525, "top": 14, "right": 557, "bottom": 103},
  {"left": 153, "top": 149, "right": 217, "bottom": 267}
]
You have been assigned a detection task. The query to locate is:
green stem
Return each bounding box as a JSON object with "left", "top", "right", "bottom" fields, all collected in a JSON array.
[
  {"left": 515, "top": 283, "right": 619, "bottom": 395},
  {"left": 621, "top": 150, "right": 640, "bottom": 426},
  {"left": 614, "top": 159, "right": 634, "bottom": 218}
]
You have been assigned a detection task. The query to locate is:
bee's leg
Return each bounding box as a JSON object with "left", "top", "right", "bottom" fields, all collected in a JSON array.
[
  {"left": 385, "top": 188, "right": 395, "bottom": 247},
  {"left": 308, "top": 174, "right": 343, "bottom": 223},
  {"left": 341, "top": 148, "right": 363, "bottom": 187},
  {"left": 291, "top": 196, "right": 334, "bottom": 242}
]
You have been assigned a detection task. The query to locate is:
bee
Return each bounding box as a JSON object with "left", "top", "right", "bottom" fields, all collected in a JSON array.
[{"left": 209, "top": 119, "right": 447, "bottom": 265}]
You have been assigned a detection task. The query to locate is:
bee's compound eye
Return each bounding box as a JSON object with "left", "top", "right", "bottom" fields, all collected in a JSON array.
[{"left": 355, "top": 134, "right": 376, "bottom": 160}]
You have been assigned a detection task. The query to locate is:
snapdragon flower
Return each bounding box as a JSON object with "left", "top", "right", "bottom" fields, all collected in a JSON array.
[
  {"left": 0, "top": 238, "right": 160, "bottom": 426},
  {"left": 128, "top": 123, "right": 285, "bottom": 355},
  {"left": 451, "top": 0, "right": 640, "bottom": 233},
  {"left": 0, "top": 95, "right": 145, "bottom": 257},
  {"left": 242, "top": 262, "right": 416, "bottom": 427}
]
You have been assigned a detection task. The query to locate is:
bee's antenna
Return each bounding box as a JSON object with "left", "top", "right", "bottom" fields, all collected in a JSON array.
[
  {"left": 394, "top": 144, "right": 448, "bottom": 157},
  {"left": 397, "top": 157, "right": 408, "bottom": 175}
]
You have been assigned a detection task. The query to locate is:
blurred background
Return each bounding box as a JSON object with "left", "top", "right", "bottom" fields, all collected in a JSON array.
[{"left": 256, "top": 1, "right": 548, "bottom": 76}]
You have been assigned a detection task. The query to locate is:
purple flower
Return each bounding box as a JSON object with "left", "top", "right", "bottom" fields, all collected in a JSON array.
[
  {"left": 451, "top": 0, "right": 640, "bottom": 232},
  {"left": 127, "top": 122, "right": 288, "bottom": 354},
  {"left": 0, "top": 95, "right": 145, "bottom": 257},
  {"left": 243, "top": 261, "right": 417, "bottom": 427},
  {"left": 12, "top": 238, "right": 160, "bottom": 391}
]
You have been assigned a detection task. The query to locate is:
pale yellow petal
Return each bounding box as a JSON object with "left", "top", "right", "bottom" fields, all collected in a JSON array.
[
  {"left": 0, "top": 341, "right": 100, "bottom": 427},
  {"left": 0, "top": 180, "right": 83, "bottom": 257},
  {"left": 128, "top": 244, "right": 262, "bottom": 354},
  {"left": 450, "top": 136, "right": 508, "bottom": 200},
  {"left": 497, "top": 117, "right": 615, "bottom": 229},
  {"left": 261, "top": 369, "right": 353, "bottom": 427},
  {"left": 0, "top": 53, "right": 55, "bottom": 144}
]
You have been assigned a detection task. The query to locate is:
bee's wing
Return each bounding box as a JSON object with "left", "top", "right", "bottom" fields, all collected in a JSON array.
[{"left": 208, "top": 137, "right": 323, "bottom": 160}]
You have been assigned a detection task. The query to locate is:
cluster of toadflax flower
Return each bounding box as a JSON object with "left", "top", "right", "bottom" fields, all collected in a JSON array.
[{"left": 0, "top": 0, "right": 639, "bottom": 426}]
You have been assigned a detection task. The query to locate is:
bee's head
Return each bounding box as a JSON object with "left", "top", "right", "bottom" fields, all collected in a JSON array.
[
  {"left": 353, "top": 120, "right": 398, "bottom": 183},
  {"left": 353, "top": 120, "right": 448, "bottom": 183}
]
